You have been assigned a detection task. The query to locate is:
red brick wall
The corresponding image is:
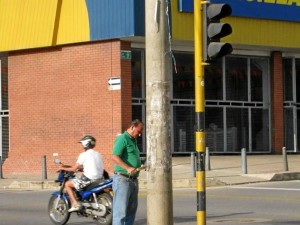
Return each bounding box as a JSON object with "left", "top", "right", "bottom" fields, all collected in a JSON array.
[
  {"left": 3, "top": 40, "right": 132, "bottom": 176},
  {"left": 271, "top": 51, "right": 284, "bottom": 153}
]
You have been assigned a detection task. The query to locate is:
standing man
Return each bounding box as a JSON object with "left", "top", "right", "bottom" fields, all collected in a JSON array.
[{"left": 112, "top": 119, "right": 144, "bottom": 225}]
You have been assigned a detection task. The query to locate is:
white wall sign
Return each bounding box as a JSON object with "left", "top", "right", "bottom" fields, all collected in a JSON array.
[{"left": 108, "top": 77, "right": 121, "bottom": 90}]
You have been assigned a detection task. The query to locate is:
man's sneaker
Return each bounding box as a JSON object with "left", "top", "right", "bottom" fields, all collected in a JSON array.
[{"left": 68, "top": 205, "right": 81, "bottom": 212}]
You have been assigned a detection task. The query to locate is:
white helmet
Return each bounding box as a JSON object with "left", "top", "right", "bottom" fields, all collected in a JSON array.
[{"left": 79, "top": 135, "right": 96, "bottom": 148}]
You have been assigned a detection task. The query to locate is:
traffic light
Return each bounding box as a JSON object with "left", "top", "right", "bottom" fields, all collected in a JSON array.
[{"left": 203, "top": 3, "right": 233, "bottom": 62}]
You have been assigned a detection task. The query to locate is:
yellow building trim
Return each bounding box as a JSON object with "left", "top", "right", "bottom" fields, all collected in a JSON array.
[
  {"left": 0, "top": 0, "right": 89, "bottom": 52},
  {"left": 171, "top": 0, "right": 194, "bottom": 41},
  {"left": 224, "top": 17, "right": 300, "bottom": 49},
  {"left": 56, "top": 0, "right": 89, "bottom": 45},
  {"left": 171, "top": 0, "right": 300, "bottom": 49},
  {"left": 1, "top": 0, "right": 300, "bottom": 51},
  {"left": 0, "top": 0, "right": 58, "bottom": 51}
]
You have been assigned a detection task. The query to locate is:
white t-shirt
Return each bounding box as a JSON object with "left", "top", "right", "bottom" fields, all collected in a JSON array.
[{"left": 76, "top": 149, "right": 104, "bottom": 180}]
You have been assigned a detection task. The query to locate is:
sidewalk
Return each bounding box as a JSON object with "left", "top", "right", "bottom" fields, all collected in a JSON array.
[{"left": 1, "top": 154, "right": 300, "bottom": 189}]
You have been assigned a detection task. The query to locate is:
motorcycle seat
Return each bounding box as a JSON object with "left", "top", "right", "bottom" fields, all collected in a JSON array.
[{"left": 84, "top": 179, "right": 106, "bottom": 191}]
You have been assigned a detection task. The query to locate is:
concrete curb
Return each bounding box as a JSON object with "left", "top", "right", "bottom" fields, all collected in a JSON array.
[
  {"left": 1, "top": 172, "right": 300, "bottom": 190},
  {"left": 2, "top": 180, "right": 59, "bottom": 190},
  {"left": 244, "top": 172, "right": 300, "bottom": 182}
]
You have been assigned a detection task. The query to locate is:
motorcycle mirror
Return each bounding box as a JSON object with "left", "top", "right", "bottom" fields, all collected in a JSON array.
[{"left": 54, "top": 158, "right": 61, "bottom": 164}]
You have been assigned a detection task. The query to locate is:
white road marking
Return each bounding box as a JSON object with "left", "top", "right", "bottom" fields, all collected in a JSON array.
[{"left": 230, "top": 186, "right": 300, "bottom": 191}]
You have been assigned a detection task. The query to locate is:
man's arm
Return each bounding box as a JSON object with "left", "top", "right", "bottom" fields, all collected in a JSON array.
[
  {"left": 61, "top": 163, "right": 83, "bottom": 172},
  {"left": 112, "top": 154, "right": 137, "bottom": 174}
]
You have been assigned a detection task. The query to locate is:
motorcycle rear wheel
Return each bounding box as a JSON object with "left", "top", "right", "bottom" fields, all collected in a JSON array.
[
  {"left": 48, "top": 195, "right": 71, "bottom": 225},
  {"left": 94, "top": 192, "right": 113, "bottom": 225}
]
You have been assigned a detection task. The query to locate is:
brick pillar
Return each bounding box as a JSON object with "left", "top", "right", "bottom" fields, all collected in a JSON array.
[
  {"left": 271, "top": 51, "right": 284, "bottom": 154},
  {"left": 120, "top": 41, "right": 132, "bottom": 130}
]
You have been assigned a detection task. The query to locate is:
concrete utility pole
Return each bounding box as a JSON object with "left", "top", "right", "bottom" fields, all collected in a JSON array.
[{"left": 145, "top": 0, "right": 173, "bottom": 224}]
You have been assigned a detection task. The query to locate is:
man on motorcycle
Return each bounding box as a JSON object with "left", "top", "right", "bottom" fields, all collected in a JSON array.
[{"left": 59, "top": 135, "right": 104, "bottom": 212}]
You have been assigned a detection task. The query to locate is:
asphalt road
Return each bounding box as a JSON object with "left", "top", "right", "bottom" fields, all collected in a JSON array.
[
  {"left": 1, "top": 181, "right": 300, "bottom": 225},
  {"left": 206, "top": 181, "right": 300, "bottom": 225}
]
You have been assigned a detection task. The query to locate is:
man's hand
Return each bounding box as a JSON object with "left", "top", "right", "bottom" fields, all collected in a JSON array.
[
  {"left": 60, "top": 163, "right": 82, "bottom": 173},
  {"left": 127, "top": 167, "right": 137, "bottom": 175},
  {"left": 56, "top": 168, "right": 64, "bottom": 173},
  {"left": 62, "top": 164, "right": 71, "bottom": 168}
]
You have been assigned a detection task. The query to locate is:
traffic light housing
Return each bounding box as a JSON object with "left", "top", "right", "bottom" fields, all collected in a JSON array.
[{"left": 203, "top": 3, "right": 233, "bottom": 62}]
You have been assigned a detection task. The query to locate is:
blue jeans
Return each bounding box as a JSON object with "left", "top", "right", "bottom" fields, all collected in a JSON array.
[{"left": 112, "top": 174, "right": 139, "bottom": 225}]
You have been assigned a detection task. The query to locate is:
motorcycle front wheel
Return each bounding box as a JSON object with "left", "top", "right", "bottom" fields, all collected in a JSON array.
[
  {"left": 48, "top": 195, "right": 71, "bottom": 225},
  {"left": 94, "top": 192, "right": 113, "bottom": 225}
]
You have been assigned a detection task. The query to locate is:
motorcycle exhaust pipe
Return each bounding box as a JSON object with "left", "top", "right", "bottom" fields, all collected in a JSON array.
[
  {"left": 91, "top": 207, "right": 106, "bottom": 217},
  {"left": 82, "top": 203, "right": 107, "bottom": 217}
]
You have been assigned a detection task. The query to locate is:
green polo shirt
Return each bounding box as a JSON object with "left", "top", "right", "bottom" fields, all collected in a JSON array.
[{"left": 112, "top": 131, "right": 141, "bottom": 177}]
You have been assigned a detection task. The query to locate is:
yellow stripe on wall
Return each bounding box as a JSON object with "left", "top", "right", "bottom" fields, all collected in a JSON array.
[
  {"left": 56, "top": 0, "right": 89, "bottom": 45},
  {"left": 171, "top": 0, "right": 194, "bottom": 41},
  {"left": 0, "top": 0, "right": 58, "bottom": 51},
  {"left": 1, "top": 0, "right": 300, "bottom": 51},
  {"left": 0, "top": 0, "right": 90, "bottom": 51},
  {"left": 171, "top": 0, "right": 300, "bottom": 49},
  {"left": 224, "top": 17, "right": 300, "bottom": 49}
]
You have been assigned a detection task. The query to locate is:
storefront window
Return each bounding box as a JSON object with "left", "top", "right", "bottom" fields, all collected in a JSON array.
[
  {"left": 132, "top": 49, "right": 145, "bottom": 153},
  {"left": 0, "top": 54, "right": 9, "bottom": 160},
  {"left": 296, "top": 59, "right": 300, "bottom": 102},
  {"left": 226, "top": 57, "right": 248, "bottom": 101},
  {"left": 173, "top": 106, "right": 195, "bottom": 152},
  {"left": 132, "top": 104, "right": 144, "bottom": 153},
  {"left": 132, "top": 50, "right": 270, "bottom": 153},
  {"left": 226, "top": 108, "right": 249, "bottom": 152},
  {"left": 173, "top": 53, "right": 194, "bottom": 99},
  {"left": 284, "top": 108, "right": 294, "bottom": 150},
  {"left": 283, "top": 59, "right": 293, "bottom": 101},
  {"left": 251, "top": 108, "right": 269, "bottom": 151},
  {"left": 205, "top": 60, "right": 223, "bottom": 100},
  {"left": 205, "top": 107, "right": 224, "bottom": 152},
  {"left": 298, "top": 109, "right": 300, "bottom": 150},
  {"left": 297, "top": 58, "right": 300, "bottom": 151},
  {"left": 250, "top": 59, "right": 263, "bottom": 102},
  {"left": 132, "top": 50, "right": 143, "bottom": 98},
  {"left": 283, "top": 58, "right": 300, "bottom": 152}
]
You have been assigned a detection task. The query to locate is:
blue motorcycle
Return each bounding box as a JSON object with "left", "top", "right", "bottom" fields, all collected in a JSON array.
[{"left": 48, "top": 162, "right": 113, "bottom": 225}]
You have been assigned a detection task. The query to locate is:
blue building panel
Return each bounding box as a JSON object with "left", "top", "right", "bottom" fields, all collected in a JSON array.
[
  {"left": 133, "top": 0, "right": 145, "bottom": 36},
  {"left": 85, "top": 0, "right": 145, "bottom": 40}
]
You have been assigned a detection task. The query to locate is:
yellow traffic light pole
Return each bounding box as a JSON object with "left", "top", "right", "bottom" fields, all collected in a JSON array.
[
  {"left": 194, "top": 2, "right": 233, "bottom": 224},
  {"left": 194, "top": 0, "right": 207, "bottom": 224}
]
